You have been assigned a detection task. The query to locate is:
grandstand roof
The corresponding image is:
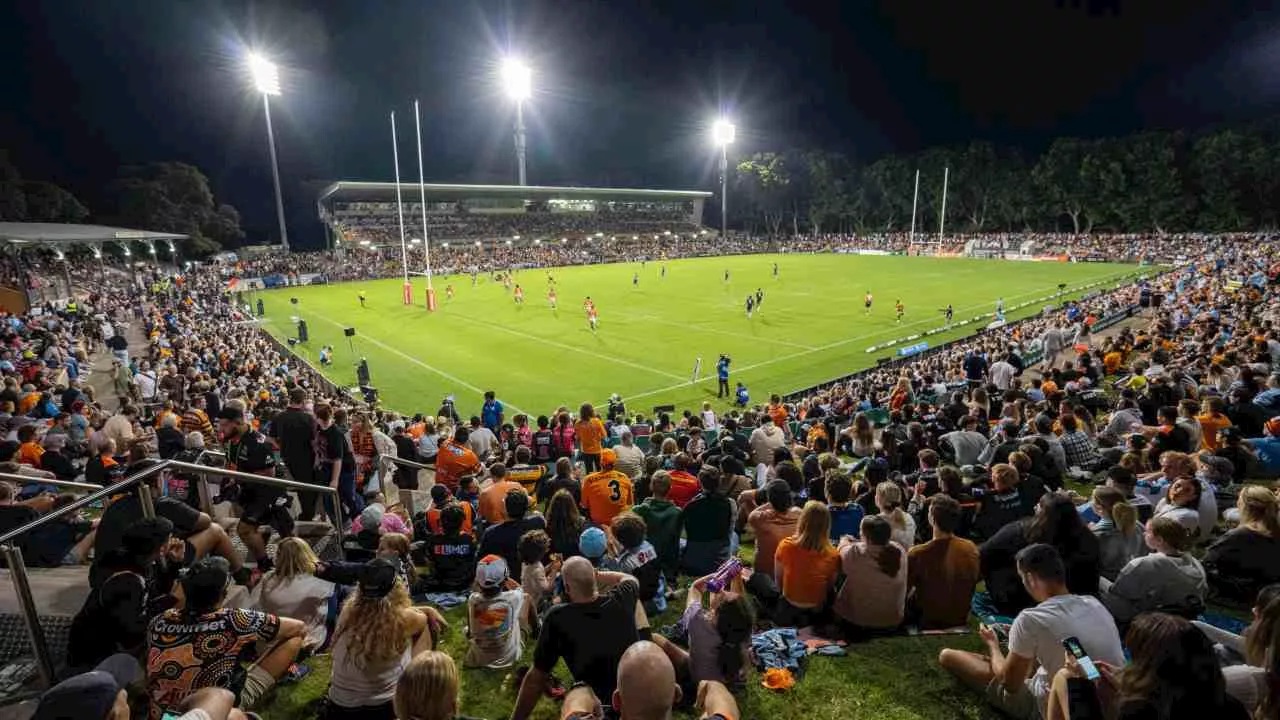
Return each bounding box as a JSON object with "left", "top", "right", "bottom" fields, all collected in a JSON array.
[
  {"left": 0, "top": 222, "right": 187, "bottom": 247},
  {"left": 318, "top": 181, "right": 712, "bottom": 204}
]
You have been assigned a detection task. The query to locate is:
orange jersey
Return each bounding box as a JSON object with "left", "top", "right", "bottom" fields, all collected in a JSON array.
[
  {"left": 575, "top": 418, "right": 606, "bottom": 455},
  {"left": 424, "top": 500, "right": 474, "bottom": 536},
  {"left": 581, "top": 470, "right": 634, "bottom": 526}
]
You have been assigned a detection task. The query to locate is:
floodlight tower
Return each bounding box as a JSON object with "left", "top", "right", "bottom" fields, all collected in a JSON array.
[
  {"left": 248, "top": 53, "right": 289, "bottom": 250},
  {"left": 501, "top": 58, "right": 532, "bottom": 186},
  {"left": 712, "top": 119, "right": 735, "bottom": 239}
]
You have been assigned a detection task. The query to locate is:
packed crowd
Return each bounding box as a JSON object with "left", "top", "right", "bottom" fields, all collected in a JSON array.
[{"left": 1, "top": 232, "right": 1278, "bottom": 720}]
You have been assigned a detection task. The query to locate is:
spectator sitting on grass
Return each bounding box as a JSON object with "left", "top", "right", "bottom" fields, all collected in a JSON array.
[
  {"left": 939, "top": 543, "right": 1124, "bottom": 720},
  {"left": 1045, "top": 612, "right": 1250, "bottom": 720},
  {"left": 907, "top": 495, "right": 980, "bottom": 629},
  {"left": 611, "top": 512, "right": 667, "bottom": 614},
  {"left": 327, "top": 558, "right": 446, "bottom": 718},
  {"left": 478, "top": 488, "right": 546, "bottom": 576},
  {"left": 834, "top": 515, "right": 907, "bottom": 635},
  {"left": 392, "top": 651, "right": 465, "bottom": 720},
  {"left": 754, "top": 501, "right": 839, "bottom": 628},
  {"left": 1100, "top": 516, "right": 1206, "bottom": 627},
  {"left": 633, "top": 471, "right": 681, "bottom": 583},
  {"left": 511, "top": 557, "right": 642, "bottom": 720},
  {"left": 519, "top": 529, "right": 558, "bottom": 613},
  {"left": 146, "top": 557, "right": 306, "bottom": 718},
  {"left": 980, "top": 493, "right": 1101, "bottom": 616},
  {"left": 825, "top": 471, "right": 864, "bottom": 542},
  {"left": 558, "top": 640, "right": 741, "bottom": 720},
  {"left": 243, "top": 537, "right": 335, "bottom": 652},
  {"left": 680, "top": 467, "right": 734, "bottom": 577},
  {"left": 1088, "top": 486, "right": 1143, "bottom": 582},
  {"left": 651, "top": 570, "right": 753, "bottom": 695},
  {"left": 748, "top": 480, "right": 801, "bottom": 578},
  {"left": 1204, "top": 486, "right": 1280, "bottom": 606},
  {"left": 421, "top": 504, "right": 478, "bottom": 593},
  {"left": 464, "top": 554, "right": 532, "bottom": 670}
]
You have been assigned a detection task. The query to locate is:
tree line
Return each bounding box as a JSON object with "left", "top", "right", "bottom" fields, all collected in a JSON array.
[
  {"left": 0, "top": 151, "right": 244, "bottom": 256},
  {"left": 731, "top": 119, "right": 1280, "bottom": 236}
]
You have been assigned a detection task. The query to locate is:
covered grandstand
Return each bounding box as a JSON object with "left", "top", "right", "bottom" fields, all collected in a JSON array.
[{"left": 316, "top": 181, "right": 711, "bottom": 249}]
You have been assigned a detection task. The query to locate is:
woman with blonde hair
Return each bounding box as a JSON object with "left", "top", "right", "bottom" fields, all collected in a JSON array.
[
  {"left": 243, "top": 537, "right": 335, "bottom": 650},
  {"left": 1090, "top": 485, "right": 1142, "bottom": 581},
  {"left": 326, "top": 559, "right": 445, "bottom": 719},
  {"left": 769, "top": 501, "right": 840, "bottom": 627},
  {"left": 875, "top": 481, "right": 916, "bottom": 549},
  {"left": 393, "top": 651, "right": 459, "bottom": 720},
  {"left": 1205, "top": 486, "right": 1280, "bottom": 604}
]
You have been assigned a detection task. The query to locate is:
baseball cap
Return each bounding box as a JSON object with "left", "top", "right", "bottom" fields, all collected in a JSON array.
[
  {"left": 361, "top": 503, "right": 385, "bottom": 531},
  {"left": 216, "top": 405, "right": 244, "bottom": 422},
  {"left": 475, "top": 554, "right": 510, "bottom": 589},
  {"left": 34, "top": 654, "right": 142, "bottom": 720},
  {"left": 600, "top": 449, "right": 617, "bottom": 467},
  {"left": 578, "top": 526, "right": 608, "bottom": 559},
  {"left": 359, "top": 557, "right": 399, "bottom": 599}
]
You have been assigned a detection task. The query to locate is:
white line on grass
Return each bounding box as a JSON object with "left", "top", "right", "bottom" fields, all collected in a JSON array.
[
  {"left": 616, "top": 272, "right": 1135, "bottom": 406},
  {"left": 304, "top": 309, "right": 529, "bottom": 417},
  {"left": 442, "top": 309, "right": 688, "bottom": 382}
]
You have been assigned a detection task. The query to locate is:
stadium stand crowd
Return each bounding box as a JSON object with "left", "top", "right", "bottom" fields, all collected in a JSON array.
[{"left": 2, "top": 231, "right": 1280, "bottom": 720}]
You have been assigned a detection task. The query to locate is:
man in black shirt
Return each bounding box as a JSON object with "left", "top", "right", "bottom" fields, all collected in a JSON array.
[
  {"left": 422, "top": 504, "right": 476, "bottom": 592},
  {"left": 314, "top": 402, "right": 360, "bottom": 526},
  {"left": 268, "top": 388, "right": 319, "bottom": 520},
  {"left": 218, "top": 405, "right": 292, "bottom": 573},
  {"left": 91, "top": 461, "right": 250, "bottom": 584},
  {"left": 477, "top": 489, "right": 545, "bottom": 575},
  {"left": 512, "top": 557, "right": 641, "bottom": 720}
]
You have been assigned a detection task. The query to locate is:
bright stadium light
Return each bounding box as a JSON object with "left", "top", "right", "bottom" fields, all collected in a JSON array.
[
  {"left": 505, "top": 239, "right": 513, "bottom": 245},
  {"left": 248, "top": 54, "right": 280, "bottom": 95},
  {"left": 663, "top": 230, "right": 671, "bottom": 236},
  {"left": 475, "top": 240, "right": 482, "bottom": 247},
  {"left": 712, "top": 117, "right": 735, "bottom": 239},
  {"left": 513, "top": 235, "right": 521, "bottom": 240},
  {"left": 442, "top": 242, "right": 449, "bottom": 248},
  {"left": 247, "top": 52, "right": 289, "bottom": 250},
  {"left": 501, "top": 57, "right": 532, "bottom": 185},
  {"left": 410, "top": 237, "right": 421, "bottom": 244},
  {"left": 561, "top": 238, "right": 567, "bottom": 243},
  {"left": 633, "top": 235, "right": 638, "bottom": 240},
  {"left": 595, "top": 232, "right": 603, "bottom": 237},
  {"left": 533, "top": 239, "right": 541, "bottom": 245}
]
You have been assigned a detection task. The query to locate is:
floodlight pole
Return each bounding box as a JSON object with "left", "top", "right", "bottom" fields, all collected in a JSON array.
[
  {"left": 514, "top": 100, "right": 528, "bottom": 187},
  {"left": 262, "top": 94, "right": 290, "bottom": 251},
  {"left": 938, "top": 166, "right": 949, "bottom": 243},
  {"left": 720, "top": 143, "right": 728, "bottom": 239},
  {"left": 909, "top": 168, "right": 920, "bottom": 245}
]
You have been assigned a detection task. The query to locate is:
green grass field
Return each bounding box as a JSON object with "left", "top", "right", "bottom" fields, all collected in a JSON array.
[{"left": 257, "top": 254, "right": 1138, "bottom": 416}]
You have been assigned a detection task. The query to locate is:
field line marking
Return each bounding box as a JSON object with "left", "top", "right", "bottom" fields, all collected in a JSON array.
[
  {"left": 303, "top": 309, "right": 530, "bottom": 416},
  {"left": 616, "top": 271, "right": 1135, "bottom": 405},
  {"left": 442, "top": 308, "right": 688, "bottom": 382}
]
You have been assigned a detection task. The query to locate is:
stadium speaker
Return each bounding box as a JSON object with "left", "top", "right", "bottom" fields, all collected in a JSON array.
[
  {"left": 343, "top": 327, "right": 356, "bottom": 337},
  {"left": 297, "top": 320, "right": 309, "bottom": 343},
  {"left": 652, "top": 404, "right": 676, "bottom": 415},
  {"left": 290, "top": 297, "right": 299, "bottom": 305}
]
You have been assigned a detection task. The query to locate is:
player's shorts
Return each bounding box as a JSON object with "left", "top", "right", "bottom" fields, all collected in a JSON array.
[
  {"left": 865, "top": 301, "right": 872, "bottom": 308},
  {"left": 238, "top": 486, "right": 296, "bottom": 537}
]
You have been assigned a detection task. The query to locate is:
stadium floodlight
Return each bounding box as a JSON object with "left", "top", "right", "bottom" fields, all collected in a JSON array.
[
  {"left": 442, "top": 242, "right": 449, "bottom": 248},
  {"left": 534, "top": 239, "right": 541, "bottom": 245},
  {"left": 501, "top": 57, "right": 532, "bottom": 186},
  {"left": 561, "top": 238, "right": 567, "bottom": 243},
  {"left": 475, "top": 240, "right": 482, "bottom": 247},
  {"left": 410, "top": 238, "right": 421, "bottom": 244},
  {"left": 247, "top": 52, "right": 289, "bottom": 250},
  {"left": 505, "top": 239, "right": 513, "bottom": 245},
  {"left": 633, "top": 235, "right": 638, "bottom": 240},
  {"left": 595, "top": 232, "right": 603, "bottom": 237},
  {"left": 663, "top": 230, "right": 671, "bottom": 236},
  {"left": 513, "top": 235, "right": 520, "bottom": 240},
  {"left": 712, "top": 117, "right": 735, "bottom": 239}
]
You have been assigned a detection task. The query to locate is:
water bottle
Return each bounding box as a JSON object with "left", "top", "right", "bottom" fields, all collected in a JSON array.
[{"left": 706, "top": 558, "right": 743, "bottom": 592}]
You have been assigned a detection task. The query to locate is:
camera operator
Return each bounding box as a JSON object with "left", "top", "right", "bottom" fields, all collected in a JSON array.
[{"left": 717, "top": 354, "right": 731, "bottom": 398}]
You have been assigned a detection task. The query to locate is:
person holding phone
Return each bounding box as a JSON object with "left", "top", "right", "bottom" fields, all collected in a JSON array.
[
  {"left": 1044, "top": 613, "right": 1250, "bottom": 720},
  {"left": 938, "top": 543, "right": 1123, "bottom": 719}
]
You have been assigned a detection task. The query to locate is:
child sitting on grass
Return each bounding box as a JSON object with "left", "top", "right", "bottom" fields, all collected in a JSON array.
[
  {"left": 611, "top": 512, "right": 667, "bottom": 614},
  {"left": 826, "top": 471, "right": 864, "bottom": 542},
  {"left": 464, "top": 555, "right": 532, "bottom": 669},
  {"left": 518, "top": 529, "right": 559, "bottom": 614}
]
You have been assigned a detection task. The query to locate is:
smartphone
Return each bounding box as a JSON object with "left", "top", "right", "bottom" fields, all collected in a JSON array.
[{"left": 1062, "top": 636, "right": 1101, "bottom": 680}]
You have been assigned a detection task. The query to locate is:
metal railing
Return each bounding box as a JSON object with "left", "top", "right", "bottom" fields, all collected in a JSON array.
[
  {"left": 0, "top": 459, "right": 344, "bottom": 689},
  {"left": 382, "top": 456, "right": 435, "bottom": 516}
]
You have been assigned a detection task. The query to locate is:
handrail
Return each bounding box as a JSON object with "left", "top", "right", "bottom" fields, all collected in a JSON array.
[
  {"left": 0, "top": 463, "right": 169, "bottom": 547},
  {"left": 0, "top": 457, "right": 347, "bottom": 692},
  {"left": 0, "top": 473, "right": 102, "bottom": 493},
  {"left": 386, "top": 455, "right": 435, "bottom": 471}
]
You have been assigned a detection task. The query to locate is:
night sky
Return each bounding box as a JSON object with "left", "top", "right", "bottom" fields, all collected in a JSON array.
[{"left": 1, "top": 0, "right": 1277, "bottom": 249}]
